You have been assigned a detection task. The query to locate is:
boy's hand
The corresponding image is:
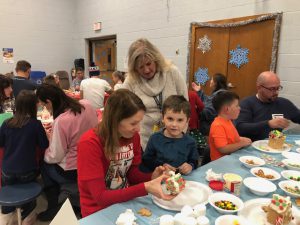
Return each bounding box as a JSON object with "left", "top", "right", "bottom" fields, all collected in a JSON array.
[
  {"left": 163, "top": 163, "right": 176, "bottom": 172},
  {"left": 151, "top": 166, "right": 166, "bottom": 180},
  {"left": 178, "top": 163, "right": 192, "bottom": 175},
  {"left": 239, "top": 137, "right": 252, "bottom": 147}
]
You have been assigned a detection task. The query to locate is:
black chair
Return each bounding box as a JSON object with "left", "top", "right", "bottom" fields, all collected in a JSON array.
[{"left": 0, "top": 182, "right": 42, "bottom": 225}]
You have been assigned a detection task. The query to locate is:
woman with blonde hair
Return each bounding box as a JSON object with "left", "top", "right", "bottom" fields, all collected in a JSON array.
[{"left": 123, "top": 38, "right": 188, "bottom": 150}]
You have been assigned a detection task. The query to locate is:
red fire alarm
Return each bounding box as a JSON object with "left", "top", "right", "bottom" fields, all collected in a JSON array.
[{"left": 93, "top": 22, "right": 102, "bottom": 31}]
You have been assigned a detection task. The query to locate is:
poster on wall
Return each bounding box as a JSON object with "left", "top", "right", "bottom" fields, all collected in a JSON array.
[{"left": 2, "top": 48, "right": 14, "bottom": 63}]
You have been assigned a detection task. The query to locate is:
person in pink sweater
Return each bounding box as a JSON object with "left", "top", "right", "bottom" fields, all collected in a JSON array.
[
  {"left": 77, "top": 89, "right": 174, "bottom": 217},
  {"left": 35, "top": 84, "right": 98, "bottom": 221}
]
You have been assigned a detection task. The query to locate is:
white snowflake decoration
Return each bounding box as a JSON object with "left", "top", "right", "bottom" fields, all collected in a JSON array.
[
  {"left": 229, "top": 44, "right": 249, "bottom": 69},
  {"left": 197, "top": 35, "right": 212, "bottom": 54},
  {"left": 194, "top": 67, "right": 210, "bottom": 85}
]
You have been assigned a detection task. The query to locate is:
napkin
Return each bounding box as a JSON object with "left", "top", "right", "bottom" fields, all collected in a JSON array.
[
  {"left": 50, "top": 198, "right": 78, "bottom": 225},
  {"left": 205, "top": 168, "right": 222, "bottom": 181}
]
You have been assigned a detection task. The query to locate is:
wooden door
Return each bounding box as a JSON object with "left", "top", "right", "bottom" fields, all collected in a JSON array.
[
  {"left": 94, "top": 39, "right": 116, "bottom": 85},
  {"left": 188, "top": 13, "right": 281, "bottom": 99},
  {"left": 227, "top": 20, "right": 275, "bottom": 99},
  {"left": 192, "top": 27, "right": 230, "bottom": 94}
]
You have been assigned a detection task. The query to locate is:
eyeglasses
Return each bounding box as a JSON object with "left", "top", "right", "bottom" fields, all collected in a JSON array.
[{"left": 260, "top": 85, "right": 283, "bottom": 92}]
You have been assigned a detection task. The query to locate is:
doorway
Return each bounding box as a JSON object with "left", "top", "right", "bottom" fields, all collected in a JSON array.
[{"left": 88, "top": 35, "right": 116, "bottom": 85}]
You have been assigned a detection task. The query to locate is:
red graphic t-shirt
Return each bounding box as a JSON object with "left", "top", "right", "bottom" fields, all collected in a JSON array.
[{"left": 77, "top": 129, "right": 152, "bottom": 217}]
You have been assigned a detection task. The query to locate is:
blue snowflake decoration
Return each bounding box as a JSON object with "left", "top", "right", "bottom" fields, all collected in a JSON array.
[
  {"left": 229, "top": 44, "right": 249, "bottom": 69},
  {"left": 194, "top": 67, "right": 210, "bottom": 85}
]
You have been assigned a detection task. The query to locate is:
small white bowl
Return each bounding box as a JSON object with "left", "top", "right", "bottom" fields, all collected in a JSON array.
[
  {"left": 243, "top": 177, "right": 277, "bottom": 196},
  {"left": 215, "top": 215, "right": 250, "bottom": 225},
  {"left": 239, "top": 156, "right": 265, "bottom": 168},
  {"left": 208, "top": 192, "right": 244, "bottom": 214},
  {"left": 282, "top": 158, "right": 300, "bottom": 171},
  {"left": 278, "top": 180, "right": 300, "bottom": 198},
  {"left": 281, "top": 170, "right": 300, "bottom": 182},
  {"left": 250, "top": 167, "right": 281, "bottom": 181},
  {"left": 282, "top": 151, "right": 300, "bottom": 160}
]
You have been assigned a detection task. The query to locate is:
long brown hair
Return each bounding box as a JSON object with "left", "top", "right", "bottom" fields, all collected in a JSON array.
[
  {"left": 0, "top": 74, "right": 13, "bottom": 105},
  {"left": 36, "top": 84, "right": 84, "bottom": 119},
  {"left": 96, "top": 89, "right": 146, "bottom": 159},
  {"left": 7, "top": 90, "right": 37, "bottom": 128}
]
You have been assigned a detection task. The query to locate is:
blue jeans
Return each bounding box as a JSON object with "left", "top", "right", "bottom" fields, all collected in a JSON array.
[
  {"left": 1, "top": 170, "right": 38, "bottom": 219},
  {"left": 41, "top": 162, "right": 79, "bottom": 206},
  {"left": 41, "top": 162, "right": 77, "bottom": 188}
]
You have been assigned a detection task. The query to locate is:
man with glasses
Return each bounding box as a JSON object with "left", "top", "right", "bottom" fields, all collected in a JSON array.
[
  {"left": 236, "top": 71, "right": 300, "bottom": 141},
  {"left": 12, "top": 60, "right": 37, "bottom": 97}
]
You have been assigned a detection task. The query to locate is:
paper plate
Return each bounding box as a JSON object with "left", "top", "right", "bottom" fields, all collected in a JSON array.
[
  {"left": 152, "top": 181, "right": 212, "bottom": 211},
  {"left": 238, "top": 198, "right": 300, "bottom": 225},
  {"left": 252, "top": 140, "right": 291, "bottom": 153}
]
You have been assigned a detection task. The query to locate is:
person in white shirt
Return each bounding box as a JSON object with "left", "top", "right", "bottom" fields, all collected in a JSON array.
[
  {"left": 80, "top": 63, "right": 113, "bottom": 109},
  {"left": 112, "top": 71, "right": 125, "bottom": 90}
]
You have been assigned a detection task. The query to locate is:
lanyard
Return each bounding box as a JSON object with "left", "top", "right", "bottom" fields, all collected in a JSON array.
[{"left": 153, "top": 92, "right": 163, "bottom": 112}]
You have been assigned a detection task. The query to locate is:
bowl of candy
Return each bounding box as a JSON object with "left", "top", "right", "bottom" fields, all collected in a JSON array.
[
  {"left": 239, "top": 156, "right": 265, "bottom": 168},
  {"left": 281, "top": 170, "right": 300, "bottom": 183},
  {"left": 208, "top": 192, "right": 244, "bottom": 214},
  {"left": 278, "top": 180, "right": 300, "bottom": 198},
  {"left": 282, "top": 159, "right": 300, "bottom": 171}
]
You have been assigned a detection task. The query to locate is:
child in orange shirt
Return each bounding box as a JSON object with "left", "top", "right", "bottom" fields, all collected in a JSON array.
[{"left": 209, "top": 91, "right": 252, "bottom": 161}]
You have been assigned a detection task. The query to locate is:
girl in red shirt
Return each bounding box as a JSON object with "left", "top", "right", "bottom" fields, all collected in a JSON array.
[{"left": 77, "top": 89, "right": 174, "bottom": 217}]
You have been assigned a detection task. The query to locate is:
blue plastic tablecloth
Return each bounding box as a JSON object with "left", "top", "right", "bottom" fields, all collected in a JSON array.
[{"left": 80, "top": 135, "right": 300, "bottom": 225}]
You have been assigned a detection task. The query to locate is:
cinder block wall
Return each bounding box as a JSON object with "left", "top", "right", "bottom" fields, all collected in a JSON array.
[
  {"left": 0, "top": 0, "right": 76, "bottom": 75},
  {"left": 1, "top": 0, "right": 300, "bottom": 106},
  {"left": 74, "top": 0, "right": 300, "bottom": 106}
]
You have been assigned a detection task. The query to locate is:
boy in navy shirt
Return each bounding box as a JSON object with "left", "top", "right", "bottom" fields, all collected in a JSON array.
[{"left": 140, "top": 95, "right": 199, "bottom": 175}]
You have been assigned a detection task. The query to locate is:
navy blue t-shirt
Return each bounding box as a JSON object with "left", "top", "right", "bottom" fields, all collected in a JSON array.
[
  {"left": 12, "top": 76, "right": 37, "bottom": 98},
  {"left": 140, "top": 130, "right": 199, "bottom": 172},
  {"left": 0, "top": 118, "right": 49, "bottom": 173},
  {"left": 235, "top": 95, "right": 300, "bottom": 141}
]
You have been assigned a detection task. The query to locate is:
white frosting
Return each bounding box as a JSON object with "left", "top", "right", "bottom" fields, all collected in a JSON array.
[
  {"left": 167, "top": 171, "right": 182, "bottom": 194},
  {"left": 115, "top": 209, "right": 137, "bottom": 225},
  {"left": 196, "top": 216, "right": 210, "bottom": 225},
  {"left": 160, "top": 215, "right": 175, "bottom": 225},
  {"left": 269, "top": 194, "right": 292, "bottom": 215}
]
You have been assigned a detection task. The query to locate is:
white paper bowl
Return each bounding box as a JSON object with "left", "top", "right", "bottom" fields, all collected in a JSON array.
[
  {"left": 243, "top": 177, "right": 276, "bottom": 196},
  {"left": 281, "top": 170, "right": 300, "bottom": 182},
  {"left": 282, "top": 158, "right": 300, "bottom": 171},
  {"left": 250, "top": 167, "right": 281, "bottom": 181},
  {"left": 239, "top": 156, "right": 265, "bottom": 168},
  {"left": 282, "top": 151, "right": 300, "bottom": 160},
  {"left": 208, "top": 192, "right": 244, "bottom": 214},
  {"left": 215, "top": 215, "right": 250, "bottom": 225},
  {"left": 278, "top": 180, "right": 300, "bottom": 198}
]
